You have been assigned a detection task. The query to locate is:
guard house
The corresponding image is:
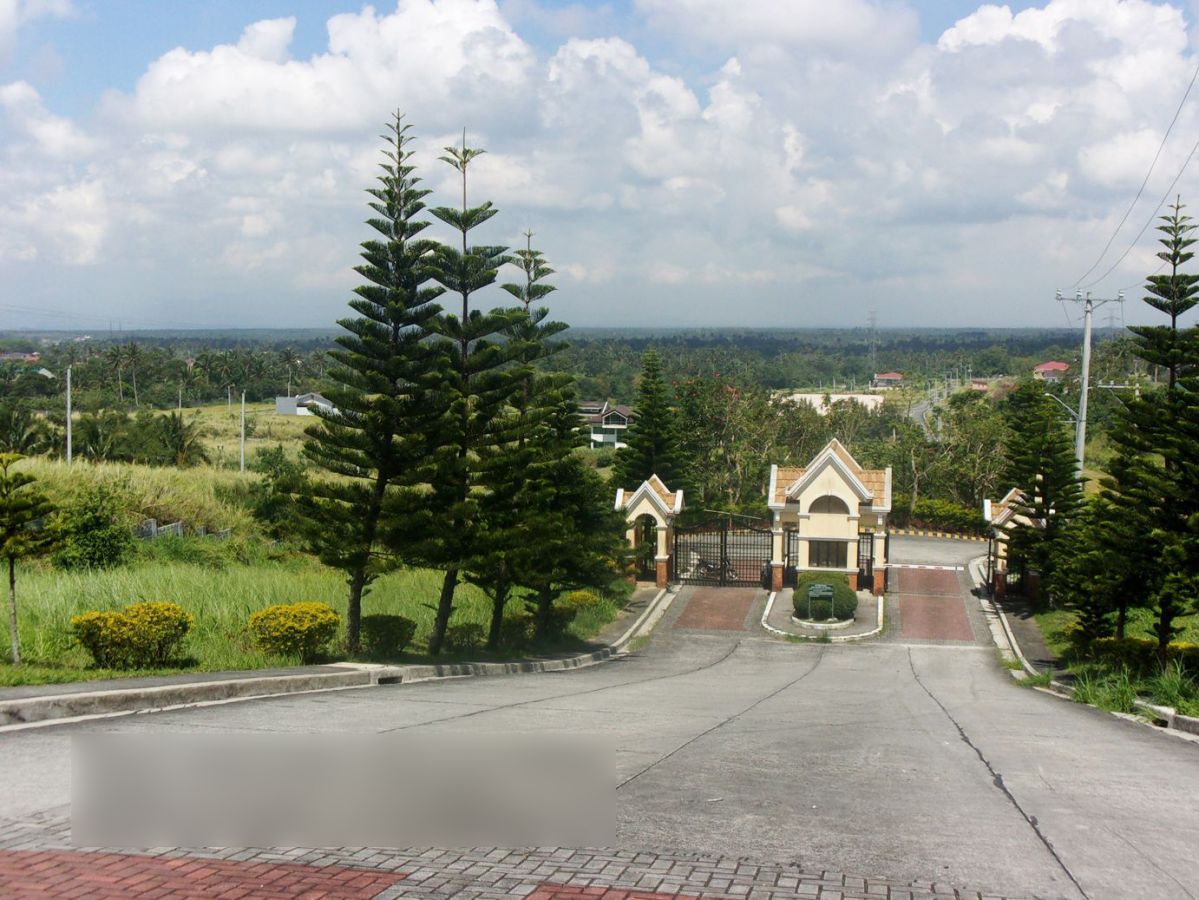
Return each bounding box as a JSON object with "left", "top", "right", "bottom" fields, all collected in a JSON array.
[
  {"left": 767, "top": 440, "right": 891, "bottom": 594},
  {"left": 983, "top": 487, "right": 1039, "bottom": 598},
  {"left": 615, "top": 475, "right": 683, "bottom": 588}
]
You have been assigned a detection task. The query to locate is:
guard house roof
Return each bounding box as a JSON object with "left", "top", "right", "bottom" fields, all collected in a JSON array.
[{"left": 768, "top": 438, "right": 891, "bottom": 512}]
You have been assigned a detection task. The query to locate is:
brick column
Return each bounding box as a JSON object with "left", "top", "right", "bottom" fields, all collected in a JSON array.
[
  {"left": 655, "top": 557, "right": 669, "bottom": 589},
  {"left": 848, "top": 572, "right": 858, "bottom": 591},
  {"left": 771, "top": 563, "right": 783, "bottom": 592},
  {"left": 873, "top": 569, "right": 885, "bottom": 596}
]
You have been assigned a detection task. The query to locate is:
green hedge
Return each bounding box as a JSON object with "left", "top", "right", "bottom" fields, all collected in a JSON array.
[
  {"left": 793, "top": 573, "right": 858, "bottom": 621},
  {"left": 891, "top": 495, "right": 987, "bottom": 535}
]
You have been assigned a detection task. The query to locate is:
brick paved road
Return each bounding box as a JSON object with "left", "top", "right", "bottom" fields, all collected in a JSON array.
[
  {"left": 673, "top": 588, "right": 758, "bottom": 631},
  {"left": 0, "top": 537, "right": 1196, "bottom": 899}
]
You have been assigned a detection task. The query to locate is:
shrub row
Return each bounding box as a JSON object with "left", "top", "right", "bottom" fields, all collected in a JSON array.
[
  {"left": 891, "top": 495, "right": 987, "bottom": 535},
  {"left": 66, "top": 591, "right": 602, "bottom": 670},
  {"left": 69, "top": 600, "right": 379, "bottom": 670}
]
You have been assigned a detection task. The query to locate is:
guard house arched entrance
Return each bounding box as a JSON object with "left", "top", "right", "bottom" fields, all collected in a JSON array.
[{"left": 614, "top": 475, "right": 683, "bottom": 589}]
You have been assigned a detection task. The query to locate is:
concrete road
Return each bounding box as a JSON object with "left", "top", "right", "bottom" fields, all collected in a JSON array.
[{"left": 1, "top": 538, "right": 1197, "bottom": 899}]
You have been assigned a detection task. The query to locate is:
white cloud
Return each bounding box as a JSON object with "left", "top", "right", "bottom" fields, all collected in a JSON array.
[
  {"left": 0, "top": 0, "right": 73, "bottom": 60},
  {"left": 3, "top": 0, "right": 1199, "bottom": 325}
]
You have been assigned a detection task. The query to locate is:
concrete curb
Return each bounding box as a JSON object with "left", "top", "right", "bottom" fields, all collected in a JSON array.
[
  {"left": 761, "top": 592, "right": 885, "bottom": 642},
  {"left": 965, "top": 556, "right": 1199, "bottom": 742},
  {"left": 889, "top": 528, "right": 986, "bottom": 542},
  {"left": 0, "top": 589, "right": 673, "bottom": 731}
]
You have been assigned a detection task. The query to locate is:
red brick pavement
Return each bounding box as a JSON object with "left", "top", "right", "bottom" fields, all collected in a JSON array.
[
  {"left": 894, "top": 567, "right": 974, "bottom": 642},
  {"left": 892, "top": 568, "right": 962, "bottom": 596},
  {"left": 531, "top": 887, "right": 700, "bottom": 899},
  {"left": 673, "top": 588, "right": 756, "bottom": 631},
  {"left": 0, "top": 849, "right": 406, "bottom": 899},
  {"left": 898, "top": 595, "right": 974, "bottom": 641}
]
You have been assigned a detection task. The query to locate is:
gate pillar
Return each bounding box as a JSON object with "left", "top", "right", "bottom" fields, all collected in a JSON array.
[
  {"left": 770, "top": 517, "right": 784, "bottom": 592},
  {"left": 614, "top": 476, "right": 684, "bottom": 587},
  {"left": 655, "top": 525, "right": 670, "bottom": 589}
]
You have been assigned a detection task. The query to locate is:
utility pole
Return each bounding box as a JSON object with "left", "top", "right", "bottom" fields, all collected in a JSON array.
[
  {"left": 867, "top": 309, "right": 878, "bottom": 374},
  {"left": 65, "top": 365, "right": 72, "bottom": 469},
  {"left": 239, "top": 392, "right": 246, "bottom": 473},
  {"left": 1056, "top": 290, "right": 1125, "bottom": 472}
]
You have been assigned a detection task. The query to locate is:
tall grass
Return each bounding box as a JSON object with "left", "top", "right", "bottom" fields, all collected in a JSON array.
[
  {"left": 22, "top": 457, "right": 255, "bottom": 533},
  {"left": 8, "top": 559, "right": 496, "bottom": 674}
]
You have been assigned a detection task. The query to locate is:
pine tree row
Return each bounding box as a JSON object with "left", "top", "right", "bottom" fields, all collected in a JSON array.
[{"left": 298, "top": 113, "right": 621, "bottom": 655}]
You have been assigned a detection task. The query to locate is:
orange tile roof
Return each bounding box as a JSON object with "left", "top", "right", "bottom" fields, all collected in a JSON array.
[{"left": 774, "top": 440, "right": 887, "bottom": 508}]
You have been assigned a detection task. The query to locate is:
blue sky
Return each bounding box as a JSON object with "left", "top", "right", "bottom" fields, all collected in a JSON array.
[{"left": 2, "top": 1, "right": 1198, "bottom": 330}]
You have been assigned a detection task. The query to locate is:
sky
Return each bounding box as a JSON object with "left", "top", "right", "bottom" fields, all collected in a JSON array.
[{"left": 3, "top": 0, "right": 1199, "bottom": 331}]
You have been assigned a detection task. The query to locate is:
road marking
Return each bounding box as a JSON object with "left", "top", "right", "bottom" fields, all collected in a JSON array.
[{"left": 889, "top": 563, "right": 964, "bottom": 571}]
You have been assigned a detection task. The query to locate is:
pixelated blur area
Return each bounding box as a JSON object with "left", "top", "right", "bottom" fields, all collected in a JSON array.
[{"left": 72, "top": 733, "right": 614, "bottom": 848}]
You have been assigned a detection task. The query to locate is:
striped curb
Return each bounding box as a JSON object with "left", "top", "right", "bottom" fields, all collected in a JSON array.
[{"left": 889, "top": 528, "right": 987, "bottom": 542}]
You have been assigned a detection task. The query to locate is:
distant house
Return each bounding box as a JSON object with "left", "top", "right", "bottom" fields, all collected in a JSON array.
[
  {"left": 1033, "top": 361, "right": 1069, "bottom": 384},
  {"left": 970, "top": 377, "right": 991, "bottom": 392},
  {"left": 275, "top": 392, "right": 335, "bottom": 416},
  {"left": 580, "top": 400, "right": 635, "bottom": 449},
  {"left": 0, "top": 351, "right": 40, "bottom": 365},
  {"left": 871, "top": 372, "right": 903, "bottom": 388}
]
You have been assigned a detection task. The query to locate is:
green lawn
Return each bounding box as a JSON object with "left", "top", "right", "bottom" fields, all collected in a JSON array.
[
  {"left": 1034, "top": 606, "right": 1199, "bottom": 658},
  {"left": 2, "top": 557, "right": 625, "bottom": 686}
]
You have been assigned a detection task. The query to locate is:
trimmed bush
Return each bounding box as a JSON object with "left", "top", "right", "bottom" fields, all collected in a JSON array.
[
  {"left": 562, "top": 590, "right": 603, "bottom": 611},
  {"left": 793, "top": 573, "right": 858, "bottom": 622},
  {"left": 359, "top": 614, "right": 416, "bottom": 660},
  {"left": 71, "top": 601, "right": 193, "bottom": 669},
  {"left": 443, "top": 622, "right": 486, "bottom": 653},
  {"left": 248, "top": 601, "right": 339, "bottom": 662},
  {"left": 499, "top": 612, "right": 535, "bottom": 648}
]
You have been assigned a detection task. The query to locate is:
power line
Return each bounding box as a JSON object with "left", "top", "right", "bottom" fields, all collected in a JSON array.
[
  {"left": 1079, "top": 131, "right": 1199, "bottom": 290},
  {"left": 1072, "top": 57, "right": 1199, "bottom": 288}
]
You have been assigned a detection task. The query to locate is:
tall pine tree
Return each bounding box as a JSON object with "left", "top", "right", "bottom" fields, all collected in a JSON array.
[
  {"left": 465, "top": 231, "right": 572, "bottom": 649},
  {"left": 419, "top": 132, "right": 527, "bottom": 655},
  {"left": 298, "top": 112, "right": 444, "bottom": 652},
  {"left": 1000, "top": 382, "right": 1083, "bottom": 603},
  {"left": 1101, "top": 199, "right": 1199, "bottom": 662},
  {"left": 612, "top": 349, "right": 684, "bottom": 489}
]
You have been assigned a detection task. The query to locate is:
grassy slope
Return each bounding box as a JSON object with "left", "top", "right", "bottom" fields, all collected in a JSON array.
[
  {"left": 4, "top": 557, "right": 622, "bottom": 685},
  {"left": 3, "top": 447, "right": 625, "bottom": 686}
]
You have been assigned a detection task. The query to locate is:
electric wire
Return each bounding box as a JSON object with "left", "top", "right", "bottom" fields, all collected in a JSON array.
[
  {"left": 1072, "top": 57, "right": 1199, "bottom": 288},
  {"left": 1079, "top": 129, "right": 1199, "bottom": 290}
]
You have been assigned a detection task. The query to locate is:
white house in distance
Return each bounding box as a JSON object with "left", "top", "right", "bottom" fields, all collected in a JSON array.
[
  {"left": 871, "top": 371, "right": 903, "bottom": 388},
  {"left": 275, "top": 392, "right": 336, "bottom": 416},
  {"left": 777, "top": 392, "right": 885, "bottom": 415},
  {"left": 767, "top": 439, "right": 891, "bottom": 594},
  {"left": 1033, "top": 361, "right": 1069, "bottom": 383},
  {"left": 579, "top": 400, "right": 635, "bottom": 449}
]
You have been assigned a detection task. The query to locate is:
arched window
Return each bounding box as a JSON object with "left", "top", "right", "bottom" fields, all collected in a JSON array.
[{"left": 809, "top": 495, "right": 850, "bottom": 515}]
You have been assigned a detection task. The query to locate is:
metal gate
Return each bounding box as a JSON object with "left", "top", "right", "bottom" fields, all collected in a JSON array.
[
  {"left": 673, "top": 515, "right": 772, "bottom": 587},
  {"left": 857, "top": 532, "right": 874, "bottom": 585}
]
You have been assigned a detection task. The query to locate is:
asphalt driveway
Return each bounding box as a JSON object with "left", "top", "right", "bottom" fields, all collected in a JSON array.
[{"left": 0, "top": 538, "right": 1196, "bottom": 899}]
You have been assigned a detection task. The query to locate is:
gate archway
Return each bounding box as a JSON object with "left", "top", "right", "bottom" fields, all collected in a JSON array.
[{"left": 673, "top": 515, "right": 772, "bottom": 587}]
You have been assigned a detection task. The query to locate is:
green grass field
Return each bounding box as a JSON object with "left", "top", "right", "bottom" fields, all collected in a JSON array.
[
  {"left": 2, "top": 556, "right": 625, "bottom": 686},
  {"left": 1035, "top": 607, "right": 1199, "bottom": 658}
]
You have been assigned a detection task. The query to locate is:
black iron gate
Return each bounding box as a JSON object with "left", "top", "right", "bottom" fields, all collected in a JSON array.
[
  {"left": 673, "top": 516, "right": 772, "bottom": 587},
  {"left": 857, "top": 532, "right": 874, "bottom": 585}
]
